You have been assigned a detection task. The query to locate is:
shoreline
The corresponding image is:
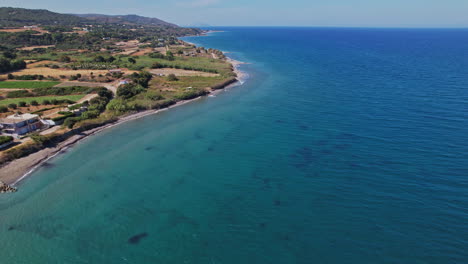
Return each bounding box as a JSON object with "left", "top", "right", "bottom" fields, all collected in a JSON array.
[{"left": 0, "top": 57, "right": 248, "bottom": 187}]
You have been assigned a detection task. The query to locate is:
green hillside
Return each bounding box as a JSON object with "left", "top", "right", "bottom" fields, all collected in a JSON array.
[{"left": 0, "top": 7, "right": 85, "bottom": 27}]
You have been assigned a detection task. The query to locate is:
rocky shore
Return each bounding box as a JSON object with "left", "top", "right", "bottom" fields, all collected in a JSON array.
[{"left": 0, "top": 181, "right": 17, "bottom": 194}]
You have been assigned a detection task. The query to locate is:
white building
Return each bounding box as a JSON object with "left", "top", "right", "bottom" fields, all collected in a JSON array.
[{"left": 0, "top": 113, "right": 43, "bottom": 137}]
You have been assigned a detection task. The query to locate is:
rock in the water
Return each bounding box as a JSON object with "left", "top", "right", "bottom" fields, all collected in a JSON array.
[{"left": 0, "top": 181, "right": 17, "bottom": 194}]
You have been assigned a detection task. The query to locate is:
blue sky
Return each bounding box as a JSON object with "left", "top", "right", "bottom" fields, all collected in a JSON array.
[{"left": 2, "top": 0, "right": 468, "bottom": 27}]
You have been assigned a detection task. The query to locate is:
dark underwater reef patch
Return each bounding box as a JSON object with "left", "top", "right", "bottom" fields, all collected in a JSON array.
[
  {"left": 144, "top": 146, "right": 156, "bottom": 151},
  {"left": 128, "top": 232, "right": 148, "bottom": 244},
  {"left": 41, "top": 162, "right": 55, "bottom": 168}
]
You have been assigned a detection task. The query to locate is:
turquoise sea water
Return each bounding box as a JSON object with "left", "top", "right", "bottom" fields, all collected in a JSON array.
[{"left": 1, "top": 27, "right": 468, "bottom": 263}]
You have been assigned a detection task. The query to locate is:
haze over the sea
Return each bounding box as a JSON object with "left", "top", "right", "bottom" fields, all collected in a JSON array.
[{"left": 0, "top": 27, "right": 467, "bottom": 263}]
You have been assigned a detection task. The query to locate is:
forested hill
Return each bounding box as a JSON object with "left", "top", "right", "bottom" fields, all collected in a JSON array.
[
  {"left": 74, "top": 14, "right": 178, "bottom": 28},
  {"left": 0, "top": 7, "right": 182, "bottom": 29},
  {"left": 0, "top": 7, "right": 202, "bottom": 50},
  {"left": 0, "top": 7, "right": 86, "bottom": 27}
]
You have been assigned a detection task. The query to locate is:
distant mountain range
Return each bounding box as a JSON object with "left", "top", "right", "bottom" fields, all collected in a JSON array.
[
  {"left": 0, "top": 7, "right": 180, "bottom": 28},
  {"left": 0, "top": 7, "right": 84, "bottom": 27}
]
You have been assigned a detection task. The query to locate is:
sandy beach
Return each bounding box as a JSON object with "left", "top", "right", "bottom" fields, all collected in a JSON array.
[{"left": 0, "top": 59, "right": 247, "bottom": 187}]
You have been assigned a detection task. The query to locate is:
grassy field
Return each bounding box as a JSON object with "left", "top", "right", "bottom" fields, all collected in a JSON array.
[
  {"left": 150, "top": 76, "right": 230, "bottom": 90},
  {"left": 0, "top": 81, "right": 61, "bottom": 89},
  {"left": 0, "top": 94, "right": 85, "bottom": 106},
  {"left": 133, "top": 56, "right": 234, "bottom": 76}
]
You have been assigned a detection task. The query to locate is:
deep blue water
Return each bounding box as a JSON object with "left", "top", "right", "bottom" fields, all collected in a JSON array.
[{"left": 1, "top": 27, "right": 468, "bottom": 263}]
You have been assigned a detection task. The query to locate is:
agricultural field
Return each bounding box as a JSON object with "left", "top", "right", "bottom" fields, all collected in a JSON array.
[
  {"left": 0, "top": 94, "right": 85, "bottom": 106},
  {"left": 0, "top": 81, "right": 61, "bottom": 89},
  {"left": 150, "top": 75, "right": 230, "bottom": 90},
  {"left": 0, "top": 67, "right": 135, "bottom": 78}
]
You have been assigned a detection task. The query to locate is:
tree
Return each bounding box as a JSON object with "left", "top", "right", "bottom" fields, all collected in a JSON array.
[
  {"left": 128, "top": 57, "right": 136, "bottom": 64},
  {"left": 42, "top": 99, "right": 51, "bottom": 105},
  {"left": 130, "top": 71, "right": 152, "bottom": 88},
  {"left": 0, "top": 57, "right": 12, "bottom": 73},
  {"left": 31, "top": 100, "right": 39, "bottom": 106},
  {"left": 8, "top": 103, "right": 17, "bottom": 109},
  {"left": 97, "top": 88, "right": 113, "bottom": 99},
  {"left": 0, "top": 106, "right": 8, "bottom": 113},
  {"left": 11, "top": 59, "right": 26, "bottom": 70},
  {"left": 18, "top": 101, "right": 27, "bottom": 107}
]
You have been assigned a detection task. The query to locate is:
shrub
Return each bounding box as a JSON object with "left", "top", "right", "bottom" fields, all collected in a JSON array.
[
  {"left": 149, "top": 52, "right": 164, "bottom": 59},
  {"left": 8, "top": 103, "right": 17, "bottom": 109},
  {"left": 144, "top": 91, "right": 164, "bottom": 101},
  {"left": 97, "top": 88, "right": 113, "bottom": 99},
  {"left": 30, "top": 100, "right": 39, "bottom": 106},
  {"left": 175, "top": 90, "right": 209, "bottom": 100},
  {"left": 18, "top": 101, "right": 27, "bottom": 107},
  {"left": 151, "top": 62, "right": 163, "bottom": 69},
  {"left": 14, "top": 74, "right": 45, "bottom": 80},
  {"left": 0, "top": 135, "right": 13, "bottom": 145},
  {"left": 1, "top": 141, "right": 43, "bottom": 163},
  {"left": 117, "top": 83, "right": 145, "bottom": 99},
  {"left": 0, "top": 106, "right": 8, "bottom": 113},
  {"left": 33, "top": 86, "right": 90, "bottom": 96},
  {"left": 63, "top": 116, "right": 81, "bottom": 129},
  {"left": 58, "top": 55, "right": 71, "bottom": 63},
  {"left": 30, "top": 133, "right": 50, "bottom": 146},
  {"left": 81, "top": 110, "right": 100, "bottom": 119},
  {"left": 106, "top": 98, "right": 132, "bottom": 112},
  {"left": 167, "top": 74, "right": 178, "bottom": 81},
  {"left": 94, "top": 56, "right": 105, "bottom": 62},
  {"left": 211, "top": 77, "right": 237, "bottom": 90},
  {"left": 52, "top": 112, "right": 75, "bottom": 122},
  {"left": 68, "top": 103, "right": 82, "bottom": 111},
  {"left": 150, "top": 99, "right": 176, "bottom": 110},
  {"left": 7, "top": 90, "right": 34, "bottom": 98},
  {"left": 42, "top": 99, "right": 51, "bottom": 105}
]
